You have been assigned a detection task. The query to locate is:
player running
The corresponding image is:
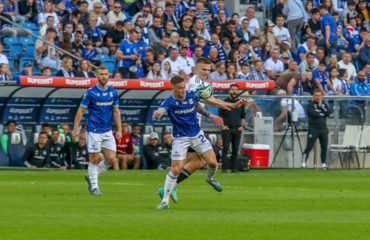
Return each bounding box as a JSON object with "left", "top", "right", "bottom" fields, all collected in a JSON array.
[
  {"left": 153, "top": 76, "right": 246, "bottom": 209},
  {"left": 72, "top": 66, "right": 122, "bottom": 195},
  {"left": 157, "top": 57, "right": 232, "bottom": 203}
]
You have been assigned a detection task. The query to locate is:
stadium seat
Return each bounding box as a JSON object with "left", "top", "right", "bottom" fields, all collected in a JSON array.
[
  {"left": 3, "top": 37, "right": 19, "bottom": 46},
  {"left": 142, "top": 134, "right": 150, "bottom": 145},
  {"left": 2, "top": 52, "right": 9, "bottom": 57},
  {"left": 144, "top": 125, "right": 154, "bottom": 134},
  {"left": 58, "top": 133, "right": 66, "bottom": 145},
  {"left": 12, "top": 72, "right": 19, "bottom": 79},
  {"left": 7, "top": 132, "right": 26, "bottom": 167},
  {"left": 140, "top": 147, "right": 148, "bottom": 169},
  {"left": 10, "top": 43, "right": 23, "bottom": 58},
  {"left": 0, "top": 142, "right": 10, "bottom": 166},
  {"left": 15, "top": 125, "right": 27, "bottom": 146},
  {"left": 22, "top": 23, "right": 37, "bottom": 29},
  {"left": 19, "top": 58, "right": 34, "bottom": 68},
  {"left": 32, "top": 72, "right": 42, "bottom": 76},
  {"left": 26, "top": 46, "right": 35, "bottom": 59},
  {"left": 30, "top": 29, "right": 39, "bottom": 41},
  {"left": 329, "top": 125, "right": 361, "bottom": 169},
  {"left": 33, "top": 125, "right": 42, "bottom": 133},
  {"left": 163, "top": 126, "right": 173, "bottom": 134},
  {"left": 8, "top": 57, "right": 13, "bottom": 68},
  {"left": 97, "top": 55, "right": 110, "bottom": 62},
  {"left": 50, "top": 68, "right": 57, "bottom": 75},
  {"left": 29, "top": 132, "right": 39, "bottom": 145},
  {"left": 208, "top": 134, "right": 217, "bottom": 145},
  {"left": 103, "top": 60, "right": 115, "bottom": 73},
  {"left": 18, "top": 37, "right": 35, "bottom": 48}
]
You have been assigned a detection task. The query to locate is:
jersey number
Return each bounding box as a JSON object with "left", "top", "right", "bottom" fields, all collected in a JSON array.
[{"left": 199, "top": 135, "right": 206, "bottom": 143}]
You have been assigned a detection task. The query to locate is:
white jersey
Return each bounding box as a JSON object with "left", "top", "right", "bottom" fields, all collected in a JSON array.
[{"left": 186, "top": 75, "right": 204, "bottom": 124}]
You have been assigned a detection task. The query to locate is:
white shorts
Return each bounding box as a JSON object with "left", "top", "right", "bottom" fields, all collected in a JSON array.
[
  {"left": 172, "top": 130, "right": 212, "bottom": 160},
  {"left": 87, "top": 131, "right": 116, "bottom": 153}
]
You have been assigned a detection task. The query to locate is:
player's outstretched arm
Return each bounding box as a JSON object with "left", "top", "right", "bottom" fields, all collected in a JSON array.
[
  {"left": 196, "top": 103, "right": 224, "bottom": 126},
  {"left": 113, "top": 108, "right": 122, "bottom": 141},
  {"left": 200, "top": 97, "right": 235, "bottom": 111},
  {"left": 72, "top": 106, "right": 86, "bottom": 142},
  {"left": 153, "top": 109, "right": 165, "bottom": 119},
  {"left": 234, "top": 98, "right": 248, "bottom": 108}
]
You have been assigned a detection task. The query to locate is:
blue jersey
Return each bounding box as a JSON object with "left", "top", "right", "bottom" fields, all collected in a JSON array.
[
  {"left": 80, "top": 84, "right": 119, "bottom": 133},
  {"left": 117, "top": 40, "right": 138, "bottom": 68},
  {"left": 82, "top": 49, "right": 97, "bottom": 61},
  {"left": 159, "top": 91, "right": 201, "bottom": 138},
  {"left": 312, "top": 69, "right": 329, "bottom": 92},
  {"left": 321, "top": 13, "right": 338, "bottom": 41}
]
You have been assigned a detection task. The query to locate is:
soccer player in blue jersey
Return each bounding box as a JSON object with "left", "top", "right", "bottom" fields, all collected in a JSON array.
[
  {"left": 115, "top": 29, "right": 139, "bottom": 79},
  {"left": 153, "top": 76, "right": 246, "bottom": 209},
  {"left": 72, "top": 66, "right": 122, "bottom": 195}
]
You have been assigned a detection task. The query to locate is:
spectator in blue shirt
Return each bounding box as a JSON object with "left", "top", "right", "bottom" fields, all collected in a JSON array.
[
  {"left": 212, "top": 0, "right": 230, "bottom": 19},
  {"left": 19, "top": 62, "right": 32, "bottom": 77},
  {"left": 358, "top": 36, "right": 370, "bottom": 71},
  {"left": 351, "top": 71, "right": 370, "bottom": 96},
  {"left": 317, "top": 5, "right": 338, "bottom": 56},
  {"left": 115, "top": 29, "right": 139, "bottom": 79},
  {"left": 312, "top": 61, "right": 329, "bottom": 95},
  {"left": 82, "top": 40, "right": 102, "bottom": 67}
]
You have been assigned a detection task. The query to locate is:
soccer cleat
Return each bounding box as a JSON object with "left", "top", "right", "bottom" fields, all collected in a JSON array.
[
  {"left": 85, "top": 174, "right": 92, "bottom": 193},
  {"left": 206, "top": 178, "right": 223, "bottom": 192},
  {"left": 156, "top": 201, "right": 169, "bottom": 209},
  {"left": 90, "top": 188, "right": 103, "bottom": 195},
  {"left": 157, "top": 187, "right": 178, "bottom": 203},
  {"left": 221, "top": 170, "right": 228, "bottom": 173},
  {"left": 322, "top": 167, "right": 328, "bottom": 171}
]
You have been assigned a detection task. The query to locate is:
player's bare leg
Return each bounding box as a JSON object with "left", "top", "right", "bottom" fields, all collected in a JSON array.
[
  {"left": 119, "top": 154, "right": 128, "bottom": 170},
  {"left": 112, "top": 158, "right": 120, "bottom": 170},
  {"left": 133, "top": 155, "right": 141, "bottom": 170},
  {"left": 98, "top": 148, "right": 116, "bottom": 175},
  {"left": 157, "top": 160, "right": 184, "bottom": 209}
]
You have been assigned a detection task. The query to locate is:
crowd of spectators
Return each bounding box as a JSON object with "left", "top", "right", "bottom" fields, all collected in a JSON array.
[{"left": 0, "top": 0, "right": 368, "bottom": 99}]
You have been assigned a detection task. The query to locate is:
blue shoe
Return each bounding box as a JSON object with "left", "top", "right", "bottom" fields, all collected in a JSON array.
[
  {"left": 158, "top": 187, "right": 178, "bottom": 203},
  {"left": 157, "top": 188, "right": 164, "bottom": 200},
  {"left": 91, "top": 188, "right": 103, "bottom": 195},
  {"left": 206, "top": 178, "right": 223, "bottom": 192},
  {"left": 85, "top": 174, "right": 92, "bottom": 193},
  {"left": 156, "top": 201, "right": 169, "bottom": 209}
]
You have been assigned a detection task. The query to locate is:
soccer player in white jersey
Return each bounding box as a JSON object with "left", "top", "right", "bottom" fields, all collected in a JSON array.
[
  {"left": 153, "top": 76, "right": 246, "bottom": 209},
  {"left": 72, "top": 66, "right": 122, "bottom": 195}
]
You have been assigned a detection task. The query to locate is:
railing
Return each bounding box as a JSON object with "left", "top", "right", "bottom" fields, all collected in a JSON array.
[{"left": 0, "top": 15, "right": 98, "bottom": 70}]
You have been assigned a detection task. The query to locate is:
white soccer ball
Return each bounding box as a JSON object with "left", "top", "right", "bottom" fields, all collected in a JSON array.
[{"left": 196, "top": 81, "right": 214, "bottom": 100}]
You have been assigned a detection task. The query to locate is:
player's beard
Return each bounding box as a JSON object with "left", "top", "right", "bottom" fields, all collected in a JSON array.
[{"left": 98, "top": 79, "right": 108, "bottom": 87}]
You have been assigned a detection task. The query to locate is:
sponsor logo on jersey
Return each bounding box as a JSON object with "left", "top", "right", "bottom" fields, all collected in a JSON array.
[
  {"left": 9, "top": 108, "right": 34, "bottom": 114},
  {"left": 174, "top": 106, "right": 195, "bottom": 115},
  {"left": 103, "top": 93, "right": 108, "bottom": 96},
  {"left": 27, "top": 78, "right": 53, "bottom": 84},
  {"left": 66, "top": 79, "right": 91, "bottom": 86},
  {"left": 245, "top": 82, "right": 270, "bottom": 89},
  {"left": 182, "top": 101, "right": 188, "bottom": 105},
  {"left": 96, "top": 101, "right": 114, "bottom": 106},
  {"left": 140, "top": 81, "right": 164, "bottom": 88},
  {"left": 46, "top": 108, "right": 70, "bottom": 114}
]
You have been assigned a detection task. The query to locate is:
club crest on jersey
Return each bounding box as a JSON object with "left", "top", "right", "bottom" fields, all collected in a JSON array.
[
  {"left": 43, "top": 151, "right": 47, "bottom": 155},
  {"left": 97, "top": 93, "right": 100, "bottom": 97},
  {"left": 110, "top": 92, "right": 113, "bottom": 97},
  {"left": 126, "top": 139, "right": 129, "bottom": 143},
  {"left": 57, "top": 147, "right": 61, "bottom": 151},
  {"left": 82, "top": 150, "right": 86, "bottom": 155},
  {"left": 189, "top": 99, "right": 193, "bottom": 104},
  {"left": 176, "top": 102, "right": 179, "bottom": 106}
]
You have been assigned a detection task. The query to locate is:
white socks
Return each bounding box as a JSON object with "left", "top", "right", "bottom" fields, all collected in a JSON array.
[
  {"left": 97, "top": 160, "right": 111, "bottom": 176},
  {"left": 88, "top": 162, "right": 98, "bottom": 190},
  {"left": 163, "top": 172, "right": 178, "bottom": 204},
  {"left": 205, "top": 164, "right": 218, "bottom": 182},
  {"left": 301, "top": 162, "right": 306, "bottom": 168},
  {"left": 322, "top": 163, "right": 327, "bottom": 168}
]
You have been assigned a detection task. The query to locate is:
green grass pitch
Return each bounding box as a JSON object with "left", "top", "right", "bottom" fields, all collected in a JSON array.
[{"left": 1, "top": 169, "right": 370, "bottom": 240}]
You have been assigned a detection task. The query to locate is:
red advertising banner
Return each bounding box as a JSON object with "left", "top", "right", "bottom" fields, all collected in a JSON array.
[{"left": 18, "top": 76, "right": 275, "bottom": 90}]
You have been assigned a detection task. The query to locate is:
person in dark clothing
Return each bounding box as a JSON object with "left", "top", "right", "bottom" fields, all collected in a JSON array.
[
  {"left": 301, "top": 89, "right": 330, "bottom": 169},
  {"left": 212, "top": 136, "right": 230, "bottom": 166},
  {"left": 218, "top": 84, "right": 245, "bottom": 173},
  {"left": 143, "top": 132, "right": 171, "bottom": 170},
  {"left": 151, "top": 36, "right": 171, "bottom": 59},
  {"left": 78, "top": 1, "right": 90, "bottom": 29},
  {"left": 45, "top": 129, "right": 66, "bottom": 169},
  {"left": 106, "top": 20, "right": 125, "bottom": 56},
  {"left": 160, "top": 132, "right": 172, "bottom": 159},
  {"left": 22, "top": 132, "right": 50, "bottom": 168},
  {"left": 302, "top": 70, "right": 315, "bottom": 95},
  {"left": 18, "top": 0, "right": 39, "bottom": 24},
  {"left": 271, "top": 0, "right": 284, "bottom": 24},
  {"left": 128, "top": 0, "right": 150, "bottom": 17},
  {"left": 223, "top": 20, "right": 241, "bottom": 49},
  {"left": 61, "top": 9, "right": 81, "bottom": 31},
  {"left": 62, "top": 132, "right": 89, "bottom": 169}
]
